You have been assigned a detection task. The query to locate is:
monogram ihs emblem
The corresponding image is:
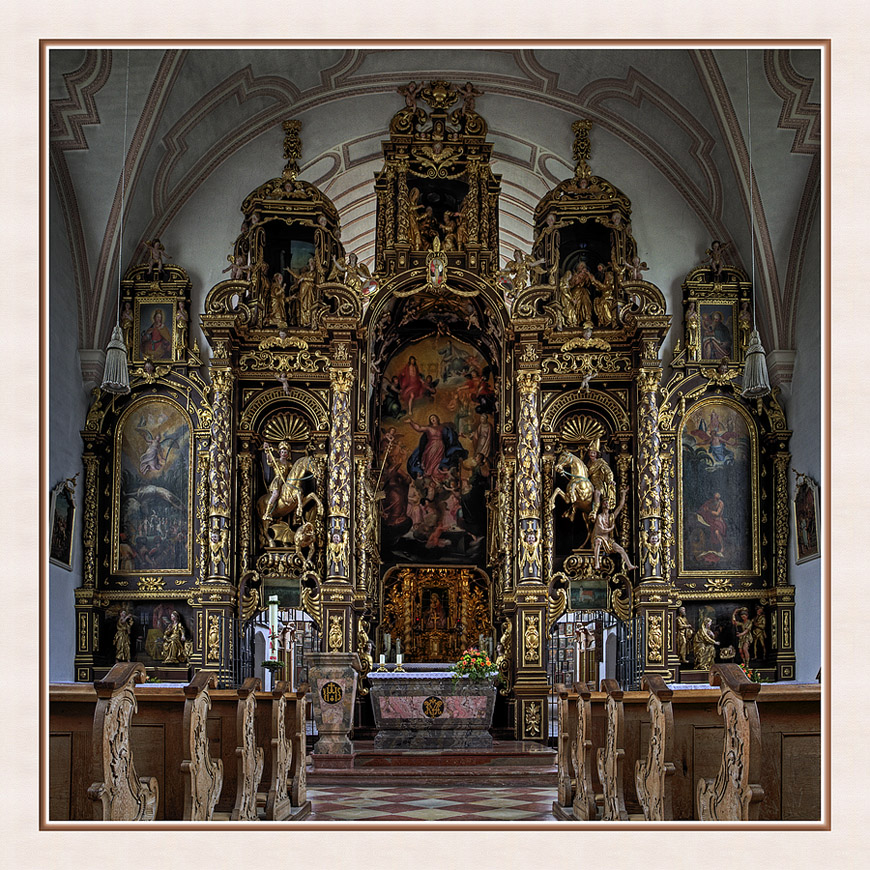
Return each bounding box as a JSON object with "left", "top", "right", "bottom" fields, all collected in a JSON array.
[
  {"left": 422, "top": 696, "right": 445, "bottom": 718},
  {"left": 320, "top": 681, "right": 343, "bottom": 704}
]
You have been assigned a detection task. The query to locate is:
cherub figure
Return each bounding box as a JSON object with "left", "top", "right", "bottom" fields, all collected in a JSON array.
[
  {"left": 456, "top": 81, "right": 483, "bottom": 114},
  {"left": 497, "top": 249, "right": 545, "bottom": 297},
  {"left": 398, "top": 81, "right": 423, "bottom": 110},
  {"left": 144, "top": 238, "right": 170, "bottom": 279},
  {"left": 222, "top": 253, "right": 253, "bottom": 281},
  {"left": 703, "top": 240, "right": 731, "bottom": 281}
]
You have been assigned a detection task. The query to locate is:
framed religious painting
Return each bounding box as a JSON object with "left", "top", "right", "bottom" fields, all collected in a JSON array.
[
  {"left": 678, "top": 397, "right": 760, "bottom": 576},
  {"left": 49, "top": 479, "right": 76, "bottom": 569},
  {"left": 697, "top": 300, "right": 737, "bottom": 363},
  {"left": 134, "top": 298, "right": 176, "bottom": 364},
  {"left": 793, "top": 473, "right": 820, "bottom": 564},
  {"left": 112, "top": 397, "right": 193, "bottom": 575}
]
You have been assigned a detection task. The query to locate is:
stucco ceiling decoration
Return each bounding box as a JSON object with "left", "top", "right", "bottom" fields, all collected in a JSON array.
[{"left": 48, "top": 45, "right": 822, "bottom": 390}]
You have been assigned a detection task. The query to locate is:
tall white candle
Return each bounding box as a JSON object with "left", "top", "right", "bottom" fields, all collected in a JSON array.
[{"left": 268, "top": 595, "right": 279, "bottom": 661}]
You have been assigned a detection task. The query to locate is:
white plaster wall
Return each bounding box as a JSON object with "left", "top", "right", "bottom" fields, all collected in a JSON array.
[
  {"left": 48, "top": 182, "right": 91, "bottom": 681},
  {"left": 781, "top": 205, "right": 822, "bottom": 682}
]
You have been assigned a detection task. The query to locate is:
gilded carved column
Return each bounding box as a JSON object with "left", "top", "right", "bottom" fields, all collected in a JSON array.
[
  {"left": 542, "top": 450, "right": 555, "bottom": 590},
  {"left": 773, "top": 450, "right": 790, "bottom": 587},
  {"left": 395, "top": 163, "right": 409, "bottom": 245},
  {"left": 637, "top": 369, "right": 663, "bottom": 582},
  {"left": 516, "top": 369, "right": 542, "bottom": 585},
  {"left": 467, "top": 160, "right": 480, "bottom": 246},
  {"left": 327, "top": 367, "right": 353, "bottom": 583},
  {"left": 237, "top": 444, "right": 254, "bottom": 574},
  {"left": 636, "top": 367, "right": 672, "bottom": 679},
  {"left": 81, "top": 452, "right": 99, "bottom": 589},
  {"left": 207, "top": 368, "right": 233, "bottom": 582}
]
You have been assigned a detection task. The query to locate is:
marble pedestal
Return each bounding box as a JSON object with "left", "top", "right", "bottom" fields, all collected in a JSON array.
[
  {"left": 308, "top": 652, "right": 360, "bottom": 757},
  {"left": 369, "top": 671, "right": 496, "bottom": 750}
]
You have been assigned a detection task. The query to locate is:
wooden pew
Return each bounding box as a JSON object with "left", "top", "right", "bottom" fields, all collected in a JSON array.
[
  {"left": 596, "top": 678, "right": 629, "bottom": 820},
  {"left": 181, "top": 671, "right": 224, "bottom": 820},
  {"left": 553, "top": 683, "right": 578, "bottom": 812},
  {"left": 229, "top": 677, "right": 264, "bottom": 821},
  {"left": 696, "top": 664, "right": 764, "bottom": 821},
  {"left": 264, "top": 680, "right": 294, "bottom": 820},
  {"left": 634, "top": 674, "right": 675, "bottom": 821},
  {"left": 288, "top": 683, "right": 310, "bottom": 811},
  {"left": 86, "top": 662, "right": 158, "bottom": 821},
  {"left": 571, "top": 682, "right": 597, "bottom": 820}
]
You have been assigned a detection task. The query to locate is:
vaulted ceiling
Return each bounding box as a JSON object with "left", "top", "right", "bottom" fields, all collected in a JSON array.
[{"left": 48, "top": 46, "right": 822, "bottom": 385}]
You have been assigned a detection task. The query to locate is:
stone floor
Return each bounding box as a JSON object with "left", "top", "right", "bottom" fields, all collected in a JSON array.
[{"left": 306, "top": 784, "right": 556, "bottom": 822}]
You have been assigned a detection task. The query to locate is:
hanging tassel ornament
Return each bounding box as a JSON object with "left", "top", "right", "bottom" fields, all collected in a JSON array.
[
  {"left": 100, "top": 49, "right": 132, "bottom": 396},
  {"left": 742, "top": 329, "right": 771, "bottom": 398},
  {"left": 740, "top": 52, "right": 771, "bottom": 401},
  {"left": 101, "top": 325, "right": 130, "bottom": 394}
]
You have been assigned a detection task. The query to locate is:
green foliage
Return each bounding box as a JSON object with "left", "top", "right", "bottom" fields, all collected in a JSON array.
[{"left": 451, "top": 647, "right": 498, "bottom": 683}]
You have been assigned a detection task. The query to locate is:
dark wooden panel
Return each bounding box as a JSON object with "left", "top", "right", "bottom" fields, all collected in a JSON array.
[
  {"left": 781, "top": 733, "right": 821, "bottom": 820},
  {"left": 48, "top": 733, "right": 72, "bottom": 820},
  {"left": 131, "top": 724, "right": 166, "bottom": 820}
]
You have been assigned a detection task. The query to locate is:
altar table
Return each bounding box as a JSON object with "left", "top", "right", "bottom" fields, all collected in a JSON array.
[{"left": 368, "top": 668, "right": 496, "bottom": 749}]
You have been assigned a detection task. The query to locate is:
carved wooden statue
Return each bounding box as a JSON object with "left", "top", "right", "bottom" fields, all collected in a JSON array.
[{"left": 87, "top": 662, "right": 158, "bottom": 821}]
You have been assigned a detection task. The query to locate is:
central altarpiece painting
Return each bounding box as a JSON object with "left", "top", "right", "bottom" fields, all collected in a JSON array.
[{"left": 75, "top": 81, "right": 797, "bottom": 740}]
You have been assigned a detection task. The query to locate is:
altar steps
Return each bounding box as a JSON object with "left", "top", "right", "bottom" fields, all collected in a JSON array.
[{"left": 307, "top": 739, "right": 557, "bottom": 787}]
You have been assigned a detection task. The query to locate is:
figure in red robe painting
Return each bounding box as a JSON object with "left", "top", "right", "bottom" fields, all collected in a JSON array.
[
  {"left": 696, "top": 492, "right": 727, "bottom": 561},
  {"left": 140, "top": 308, "right": 172, "bottom": 360},
  {"left": 397, "top": 355, "right": 428, "bottom": 416}
]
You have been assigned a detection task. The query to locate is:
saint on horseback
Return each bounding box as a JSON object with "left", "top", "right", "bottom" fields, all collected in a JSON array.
[
  {"left": 549, "top": 450, "right": 596, "bottom": 523},
  {"left": 257, "top": 441, "right": 323, "bottom": 547}
]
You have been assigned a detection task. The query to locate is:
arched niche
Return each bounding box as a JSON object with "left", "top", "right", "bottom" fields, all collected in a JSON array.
[
  {"left": 112, "top": 396, "right": 194, "bottom": 576},
  {"left": 677, "top": 397, "right": 760, "bottom": 576}
]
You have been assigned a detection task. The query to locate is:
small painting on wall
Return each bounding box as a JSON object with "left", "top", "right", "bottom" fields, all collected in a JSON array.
[
  {"left": 49, "top": 477, "right": 77, "bottom": 569},
  {"left": 793, "top": 472, "right": 820, "bottom": 563}
]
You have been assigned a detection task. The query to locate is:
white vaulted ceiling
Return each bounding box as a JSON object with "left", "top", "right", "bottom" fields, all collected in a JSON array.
[{"left": 48, "top": 45, "right": 822, "bottom": 384}]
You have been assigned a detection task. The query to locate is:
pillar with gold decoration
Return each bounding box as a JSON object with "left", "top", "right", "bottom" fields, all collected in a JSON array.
[
  {"left": 635, "top": 363, "right": 674, "bottom": 680},
  {"left": 73, "top": 447, "right": 102, "bottom": 682},
  {"left": 196, "top": 365, "right": 236, "bottom": 683},
  {"left": 322, "top": 355, "right": 355, "bottom": 655},
  {"left": 513, "top": 361, "right": 549, "bottom": 742},
  {"left": 769, "top": 437, "right": 796, "bottom": 680}
]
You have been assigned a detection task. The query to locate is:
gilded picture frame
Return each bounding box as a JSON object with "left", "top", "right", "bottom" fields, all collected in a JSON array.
[
  {"left": 134, "top": 298, "right": 176, "bottom": 364},
  {"left": 793, "top": 473, "right": 820, "bottom": 564},
  {"left": 49, "top": 480, "right": 76, "bottom": 569},
  {"left": 677, "top": 397, "right": 760, "bottom": 576},
  {"left": 112, "top": 396, "right": 194, "bottom": 575}
]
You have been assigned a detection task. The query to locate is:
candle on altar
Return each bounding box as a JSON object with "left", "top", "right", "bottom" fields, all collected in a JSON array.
[
  {"left": 379, "top": 654, "right": 386, "bottom": 666},
  {"left": 396, "top": 653, "right": 403, "bottom": 666},
  {"left": 268, "top": 595, "right": 279, "bottom": 661},
  {"left": 396, "top": 637, "right": 402, "bottom": 656}
]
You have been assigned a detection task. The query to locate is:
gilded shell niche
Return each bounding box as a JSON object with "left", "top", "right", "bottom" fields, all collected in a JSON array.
[
  {"left": 561, "top": 415, "right": 605, "bottom": 444},
  {"left": 263, "top": 412, "right": 310, "bottom": 444}
]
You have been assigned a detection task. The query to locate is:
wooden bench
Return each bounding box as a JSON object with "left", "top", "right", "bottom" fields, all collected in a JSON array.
[
  {"left": 86, "top": 662, "right": 158, "bottom": 821},
  {"left": 696, "top": 664, "right": 764, "bottom": 821},
  {"left": 634, "top": 674, "right": 675, "bottom": 821}
]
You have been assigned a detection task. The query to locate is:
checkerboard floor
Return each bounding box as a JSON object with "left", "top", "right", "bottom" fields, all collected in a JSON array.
[{"left": 307, "top": 785, "right": 556, "bottom": 822}]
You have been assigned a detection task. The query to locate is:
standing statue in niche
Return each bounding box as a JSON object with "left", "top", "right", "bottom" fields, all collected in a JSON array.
[
  {"left": 693, "top": 617, "right": 719, "bottom": 672},
  {"left": 120, "top": 301, "right": 134, "bottom": 352},
  {"left": 732, "top": 607, "right": 752, "bottom": 666},
  {"left": 751, "top": 604, "right": 767, "bottom": 660},
  {"left": 161, "top": 611, "right": 188, "bottom": 664},
  {"left": 268, "top": 270, "right": 290, "bottom": 327},
  {"left": 285, "top": 256, "right": 319, "bottom": 328},
  {"left": 175, "top": 301, "right": 189, "bottom": 360},
  {"left": 676, "top": 606, "right": 694, "bottom": 665},
  {"left": 568, "top": 262, "right": 597, "bottom": 325},
  {"left": 593, "top": 263, "right": 618, "bottom": 327},
  {"left": 114, "top": 611, "right": 135, "bottom": 662}
]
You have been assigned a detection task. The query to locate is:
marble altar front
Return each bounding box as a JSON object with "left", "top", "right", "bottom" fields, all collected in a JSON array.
[{"left": 368, "top": 668, "right": 496, "bottom": 749}]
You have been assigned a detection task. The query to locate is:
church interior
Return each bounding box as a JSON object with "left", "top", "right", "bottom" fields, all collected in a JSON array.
[{"left": 46, "top": 45, "right": 823, "bottom": 824}]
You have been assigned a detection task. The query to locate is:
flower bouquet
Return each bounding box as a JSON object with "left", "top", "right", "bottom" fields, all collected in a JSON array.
[
  {"left": 451, "top": 647, "right": 499, "bottom": 683},
  {"left": 738, "top": 662, "right": 767, "bottom": 683}
]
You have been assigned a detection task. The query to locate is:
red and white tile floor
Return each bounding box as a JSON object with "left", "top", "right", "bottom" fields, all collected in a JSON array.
[{"left": 306, "top": 784, "right": 556, "bottom": 822}]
